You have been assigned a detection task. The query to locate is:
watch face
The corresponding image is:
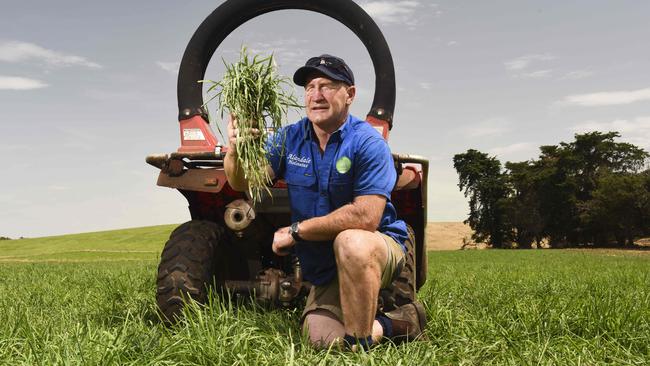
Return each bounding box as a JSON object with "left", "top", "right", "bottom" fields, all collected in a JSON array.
[{"left": 290, "top": 222, "right": 300, "bottom": 240}]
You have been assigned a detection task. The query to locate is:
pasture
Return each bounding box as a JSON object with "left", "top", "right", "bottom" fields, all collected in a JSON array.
[{"left": 0, "top": 225, "right": 648, "bottom": 365}]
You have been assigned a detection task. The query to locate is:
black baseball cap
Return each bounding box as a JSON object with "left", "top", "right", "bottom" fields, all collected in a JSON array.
[{"left": 293, "top": 54, "right": 355, "bottom": 86}]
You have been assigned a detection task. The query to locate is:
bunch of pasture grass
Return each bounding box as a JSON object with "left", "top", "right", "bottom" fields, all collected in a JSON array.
[{"left": 203, "top": 47, "right": 301, "bottom": 203}]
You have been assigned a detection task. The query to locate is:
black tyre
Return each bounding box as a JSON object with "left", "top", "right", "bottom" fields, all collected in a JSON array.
[
  {"left": 156, "top": 220, "right": 223, "bottom": 322},
  {"left": 379, "top": 225, "right": 416, "bottom": 312}
]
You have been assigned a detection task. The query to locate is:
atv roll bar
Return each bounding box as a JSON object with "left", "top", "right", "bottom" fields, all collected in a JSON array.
[{"left": 177, "top": 0, "right": 396, "bottom": 128}]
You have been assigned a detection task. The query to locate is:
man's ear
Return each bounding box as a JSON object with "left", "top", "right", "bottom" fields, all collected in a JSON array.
[{"left": 346, "top": 85, "right": 356, "bottom": 105}]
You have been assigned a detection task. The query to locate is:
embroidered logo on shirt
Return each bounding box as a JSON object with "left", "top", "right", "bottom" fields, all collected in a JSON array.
[
  {"left": 288, "top": 153, "right": 311, "bottom": 168},
  {"left": 336, "top": 156, "right": 352, "bottom": 174}
]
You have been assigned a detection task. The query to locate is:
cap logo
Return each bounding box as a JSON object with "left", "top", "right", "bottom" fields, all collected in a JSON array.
[{"left": 320, "top": 58, "right": 326, "bottom": 65}]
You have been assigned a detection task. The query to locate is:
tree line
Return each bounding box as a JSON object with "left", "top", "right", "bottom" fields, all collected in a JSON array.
[{"left": 453, "top": 131, "right": 650, "bottom": 248}]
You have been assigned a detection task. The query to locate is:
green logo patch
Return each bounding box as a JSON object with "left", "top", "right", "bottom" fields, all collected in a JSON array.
[{"left": 336, "top": 156, "right": 352, "bottom": 174}]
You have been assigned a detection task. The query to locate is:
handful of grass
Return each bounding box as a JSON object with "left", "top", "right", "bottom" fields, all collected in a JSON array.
[{"left": 203, "top": 48, "right": 300, "bottom": 203}]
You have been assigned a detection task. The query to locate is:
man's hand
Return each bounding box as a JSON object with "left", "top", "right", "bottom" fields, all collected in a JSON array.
[
  {"left": 227, "top": 114, "right": 261, "bottom": 155},
  {"left": 226, "top": 114, "right": 239, "bottom": 155},
  {"left": 272, "top": 226, "right": 295, "bottom": 256}
]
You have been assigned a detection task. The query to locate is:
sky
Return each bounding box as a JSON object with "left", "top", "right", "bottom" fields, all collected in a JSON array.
[{"left": 2, "top": 0, "right": 650, "bottom": 238}]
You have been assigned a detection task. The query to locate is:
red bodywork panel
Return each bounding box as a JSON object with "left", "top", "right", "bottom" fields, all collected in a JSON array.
[
  {"left": 178, "top": 116, "right": 219, "bottom": 153},
  {"left": 183, "top": 183, "right": 244, "bottom": 221},
  {"left": 365, "top": 115, "right": 391, "bottom": 140}
]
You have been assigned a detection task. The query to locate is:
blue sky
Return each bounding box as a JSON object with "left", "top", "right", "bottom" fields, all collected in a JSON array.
[{"left": 2, "top": 1, "right": 650, "bottom": 238}]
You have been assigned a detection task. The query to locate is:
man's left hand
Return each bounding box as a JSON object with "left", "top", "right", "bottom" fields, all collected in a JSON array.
[{"left": 272, "top": 226, "right": 295, "bottom": 256}]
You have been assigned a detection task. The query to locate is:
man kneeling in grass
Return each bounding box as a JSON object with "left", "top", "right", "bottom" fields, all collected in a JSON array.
[{"left": 224, "top": 54, "right": 427, "bottom": 350}]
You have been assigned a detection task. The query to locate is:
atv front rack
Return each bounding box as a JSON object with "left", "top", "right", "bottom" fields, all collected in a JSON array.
[
  {"left": 146, "top": 151, "right": 227, "bottom": 193},
  {"left": 146, "top": 151, "right": 225, "bottom": 170},
  {"left": 146, "top": 151, "right": 426, "bottom": 195}
]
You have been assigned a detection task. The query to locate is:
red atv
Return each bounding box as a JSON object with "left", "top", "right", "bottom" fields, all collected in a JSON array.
[{"left": 146, "top": 0, "right": 429, "bottom": 322}]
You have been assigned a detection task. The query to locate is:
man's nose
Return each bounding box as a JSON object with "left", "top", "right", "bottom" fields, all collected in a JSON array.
[{"left": 310, "top": 88, "right": 325, "bottom": 100}]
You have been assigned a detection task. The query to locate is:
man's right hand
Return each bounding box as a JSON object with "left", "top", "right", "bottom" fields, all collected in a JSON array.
[
  {"left": 223, "top": 114, "right": 275, "bottom": 192},
  {"left": 227, "top": 114, "right": 262, "bottom": 155},
  {"left": 227, "top": 114, "right": 239, "bottom": 155},
  {"left": 272, "top": 226, "right": 296, "bottom": 256}
]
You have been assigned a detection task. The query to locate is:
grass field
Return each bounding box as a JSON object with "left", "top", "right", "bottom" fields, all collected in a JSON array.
[{"left": 1, "top": 225, "right": 649, "bottom": 365}]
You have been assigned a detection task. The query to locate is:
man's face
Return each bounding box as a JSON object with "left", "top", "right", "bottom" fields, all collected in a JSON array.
[{"left": 304, "top": 74, "right": 355, "bottom": 129}]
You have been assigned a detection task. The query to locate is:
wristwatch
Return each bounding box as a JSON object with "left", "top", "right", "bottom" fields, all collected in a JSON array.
[{"left": 289, "top": 222, "right": 303, "bottom": 242}]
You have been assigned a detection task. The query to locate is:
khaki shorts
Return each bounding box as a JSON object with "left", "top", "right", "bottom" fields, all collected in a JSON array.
[{"left": 301, "top": 232, "right": 406, "bottom": 322}]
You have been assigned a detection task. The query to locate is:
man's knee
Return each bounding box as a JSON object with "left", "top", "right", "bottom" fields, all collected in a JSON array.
[
  {"left": 333, "top": 229, "right": 385, "bottom": 267},
  {"left": 302, "top": 309, "right": 345, "bottom": 348},
  {"left": 334, "top": 230, "right": 369, "bottom": 261}
]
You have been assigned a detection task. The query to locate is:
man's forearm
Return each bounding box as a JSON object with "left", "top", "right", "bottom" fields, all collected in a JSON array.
[
  {"left": 298, "top": 195, "right": 385, "bottom": 242},
  {"left": 223, "top": 150, "right": 248, "bottom": 192}
]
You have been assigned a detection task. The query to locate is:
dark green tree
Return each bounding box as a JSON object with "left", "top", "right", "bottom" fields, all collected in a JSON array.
[
  {"left": 566, "top": 132, "right": 648, "bottom": 244},
  {"left": 504, "top": 161, "right": 544, "bottom": 248},
  {"left": 582, "top": 171, "right": 650, "bottom": 246},
  {"left": 533, "top": 144, "right": 580, "bottom": 246},
  {"left": 532, "top": 132, "right": 648, "bottom": 246},
  {"left": 563, "top": 132, "right": 647, "bottom": 201},
  {"left": 454, "top": 132, "right": 649, "bottom": 248},
  {"left": 642, "top": 170, "right": 650, "bottom": 237},
  {"left": 453, "top": 149, "right": 509, "bottom": 247}
]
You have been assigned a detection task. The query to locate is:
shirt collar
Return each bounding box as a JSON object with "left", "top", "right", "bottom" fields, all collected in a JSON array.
[{"left": 303, "top": 114, "right": 352, "bottom": 141}]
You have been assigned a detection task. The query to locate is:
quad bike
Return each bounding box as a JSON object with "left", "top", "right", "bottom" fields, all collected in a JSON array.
[{"left": 146, "top": 0, "right": 429, "bottom": 322}]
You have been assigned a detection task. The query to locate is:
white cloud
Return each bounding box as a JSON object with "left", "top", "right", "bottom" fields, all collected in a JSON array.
[
  {"left": 249, "top": 38, "right": 308, "bottom": 50},
  {"left": 427, "top": 3, "right": 443, "bottom": 18},
  {"left": 488, "top": 142, "right": 537, "bottom": 160},
  {"left": 222, "top": 39, "right": 311, "bottom": 68},
  {"left": 504, "top": 54, "right": 555, "bottom": 71},
  {"left": 560, "top": 88, "right": 650, "bottom": 107},
  {"left": 571, "top": 117, "right": 650, "bottom": 134},
  {"left": 156, "top": 61, "right": 180, "bottom": 74},
  {"left": 461, "top": 117, "right": 510, "bottom": 138},
  {"left": 570, "top": 117, "right": 650, "bottom": 149},
  {"left": 519, "top": 69, "right": 553, "bottom": 79},
  {"left": 447, "top": 41, "right": 458, "bottom": 47},
  {"left": 360, "top": 1, "right": 421, "bottom": 25},
  {"left": 560, "top": 70, "right": 594, "bottom": 80},
  {"left": 0, "top": 75, "right": 48, "bottom": 90},
  {"left": 504, "top": 54, "right": 556, "bottom": 80},
  {"left": 46, "top": 185, "right": 69, "bottom": 191},
  {"left": 0, "top": 41, "right": 101, "bottom": 69}
]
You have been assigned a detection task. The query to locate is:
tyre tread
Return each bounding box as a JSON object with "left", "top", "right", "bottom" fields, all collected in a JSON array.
[{"left": 156, "top": 220, "right": 222, "bottom": 322}]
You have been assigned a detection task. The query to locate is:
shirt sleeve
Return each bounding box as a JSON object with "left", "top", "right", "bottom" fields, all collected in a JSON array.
[
  {"left": 265, "top": 127, "right": 287, "bottom": 179},
  {"left": 353, "top": 136, "right": 396, "bottom": 199}
]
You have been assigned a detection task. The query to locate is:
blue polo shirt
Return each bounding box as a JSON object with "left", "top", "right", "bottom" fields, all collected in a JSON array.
[{"left": 266, "top": 114, "right": 408, "bottom": 286}]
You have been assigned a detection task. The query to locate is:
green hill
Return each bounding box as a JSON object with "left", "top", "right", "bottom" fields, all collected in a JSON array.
[{"left": 0, "top": 224, "right": 176, "bottom": 262}]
